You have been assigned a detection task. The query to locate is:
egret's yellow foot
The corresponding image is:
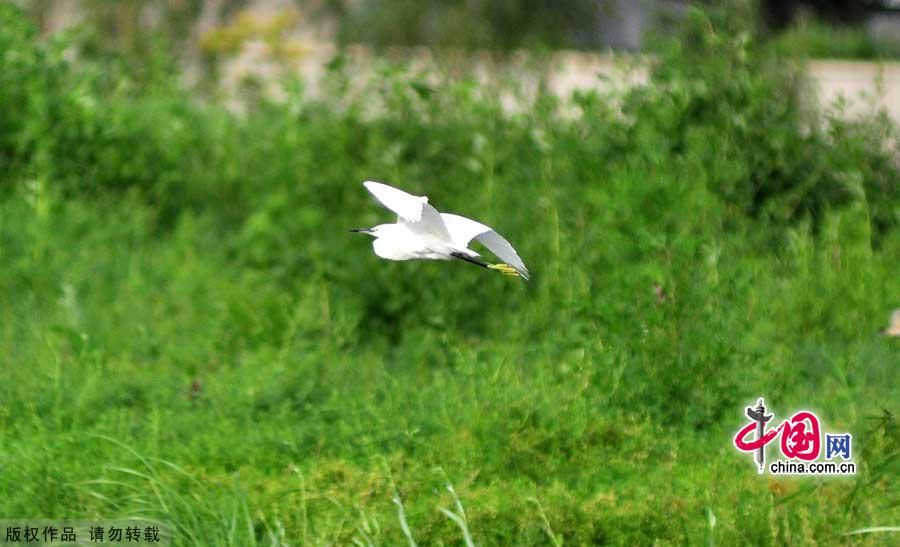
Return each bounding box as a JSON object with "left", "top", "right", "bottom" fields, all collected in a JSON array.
[{"left": 487, "top": 263, "right": 521, "bottom": 277}]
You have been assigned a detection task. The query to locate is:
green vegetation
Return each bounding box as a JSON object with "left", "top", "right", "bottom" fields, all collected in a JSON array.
[
  {"left": 328, "top": 0, "right": 599, "bottom": 50},
  {"left": 2, "top": 3, "right": 898, "bottom": 545},
  {"left": 772, "top": 19, "right": 900, "bottom": 60}
]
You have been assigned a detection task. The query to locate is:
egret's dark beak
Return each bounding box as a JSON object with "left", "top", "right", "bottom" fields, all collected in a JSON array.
[{"left": 349, "top": 228, "right": 371, "bottom": 233}]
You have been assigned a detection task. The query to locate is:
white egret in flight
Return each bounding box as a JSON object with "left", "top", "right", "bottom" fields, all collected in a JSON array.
[{"left": 352, "top": 181, "right": 529, "bottom": 280}]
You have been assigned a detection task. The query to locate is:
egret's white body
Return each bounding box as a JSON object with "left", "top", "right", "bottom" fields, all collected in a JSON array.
[{"left": 354, "top": 181, "right": 529, "bottom": 279}]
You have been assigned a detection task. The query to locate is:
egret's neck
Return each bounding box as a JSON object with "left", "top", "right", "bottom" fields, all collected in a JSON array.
[{"left": 372, "top": 223, "right": 403, "bottom": 238}]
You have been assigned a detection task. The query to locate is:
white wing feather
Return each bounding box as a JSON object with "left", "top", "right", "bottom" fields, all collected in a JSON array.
[
  {"left": 363, "top": 181, "right": 427, "bottom": 221},
  {"left": 441, "top": 213, "right": 530, "bottom": 279},
  {"left": 363, "top": 181, "right": 450, "bottom": 239}
]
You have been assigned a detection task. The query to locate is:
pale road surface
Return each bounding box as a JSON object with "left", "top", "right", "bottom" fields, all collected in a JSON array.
[
  {"left": 807, "top": 60, "right": 900, "bottom": 120},
  {"left": 222, "top": 42, "right": 900, "bottom": 122},
  {"left": 556, "top": 56, "right": 900, "bottom": 121}
]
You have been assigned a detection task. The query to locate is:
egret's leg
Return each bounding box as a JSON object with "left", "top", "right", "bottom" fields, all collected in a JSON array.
[
  {"left": 451, "top": 252, "right": 520, "bottom": 277},
  {"left": 450, "top": 252, "right": 489, "bottom": 269}
]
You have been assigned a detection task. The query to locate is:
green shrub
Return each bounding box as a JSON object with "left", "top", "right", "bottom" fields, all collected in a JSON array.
[
  {"left": 628, "top": 6, "right": 900, "bottom": 240},
  {"left": 1, "top": 4, "right": 897, "bottom": 543}
]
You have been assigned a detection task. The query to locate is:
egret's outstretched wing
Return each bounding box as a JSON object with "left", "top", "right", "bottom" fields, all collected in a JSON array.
[
  {"left": 441, "top": 213, "right": 529, "bottom": 279},
  {"left": 363, "top": 181, "right": 427, "bottom": 221},
  {"left": 363, "top": 181, "right": 449, "bottom": 239}
]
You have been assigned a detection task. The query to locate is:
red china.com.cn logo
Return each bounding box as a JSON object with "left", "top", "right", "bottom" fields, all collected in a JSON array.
[{"left": 733, "top": 398, "right": 856, "bottom": 476}]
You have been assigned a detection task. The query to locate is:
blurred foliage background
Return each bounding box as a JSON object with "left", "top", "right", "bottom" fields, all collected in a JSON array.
[
  {"left": 21, "top": 0, "right": 900, "bottom": 58},
  {"left": 2, "top": 1, "right": 899, "bottom": 545}
]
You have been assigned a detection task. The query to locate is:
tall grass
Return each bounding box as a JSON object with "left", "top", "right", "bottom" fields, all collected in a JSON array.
[{"left": 1, "top": 3, "right": 898, "bottom": 545}]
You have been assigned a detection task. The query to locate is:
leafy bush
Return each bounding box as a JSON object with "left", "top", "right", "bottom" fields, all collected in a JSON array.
[
  {"left": 2, "top": 0, "right": 899, "bottom": 418},
  {"left": 1, "top": 3, "right": 898, "bottom": 544},
  {"left": 772, "top": 18, "right": 900, "bottom": 59},
  {"left": 328, "top": 0, "right": 600, "bottom": 50},
  {"left": 631, "top": 6, "right": 900, "bottom": 239}
]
